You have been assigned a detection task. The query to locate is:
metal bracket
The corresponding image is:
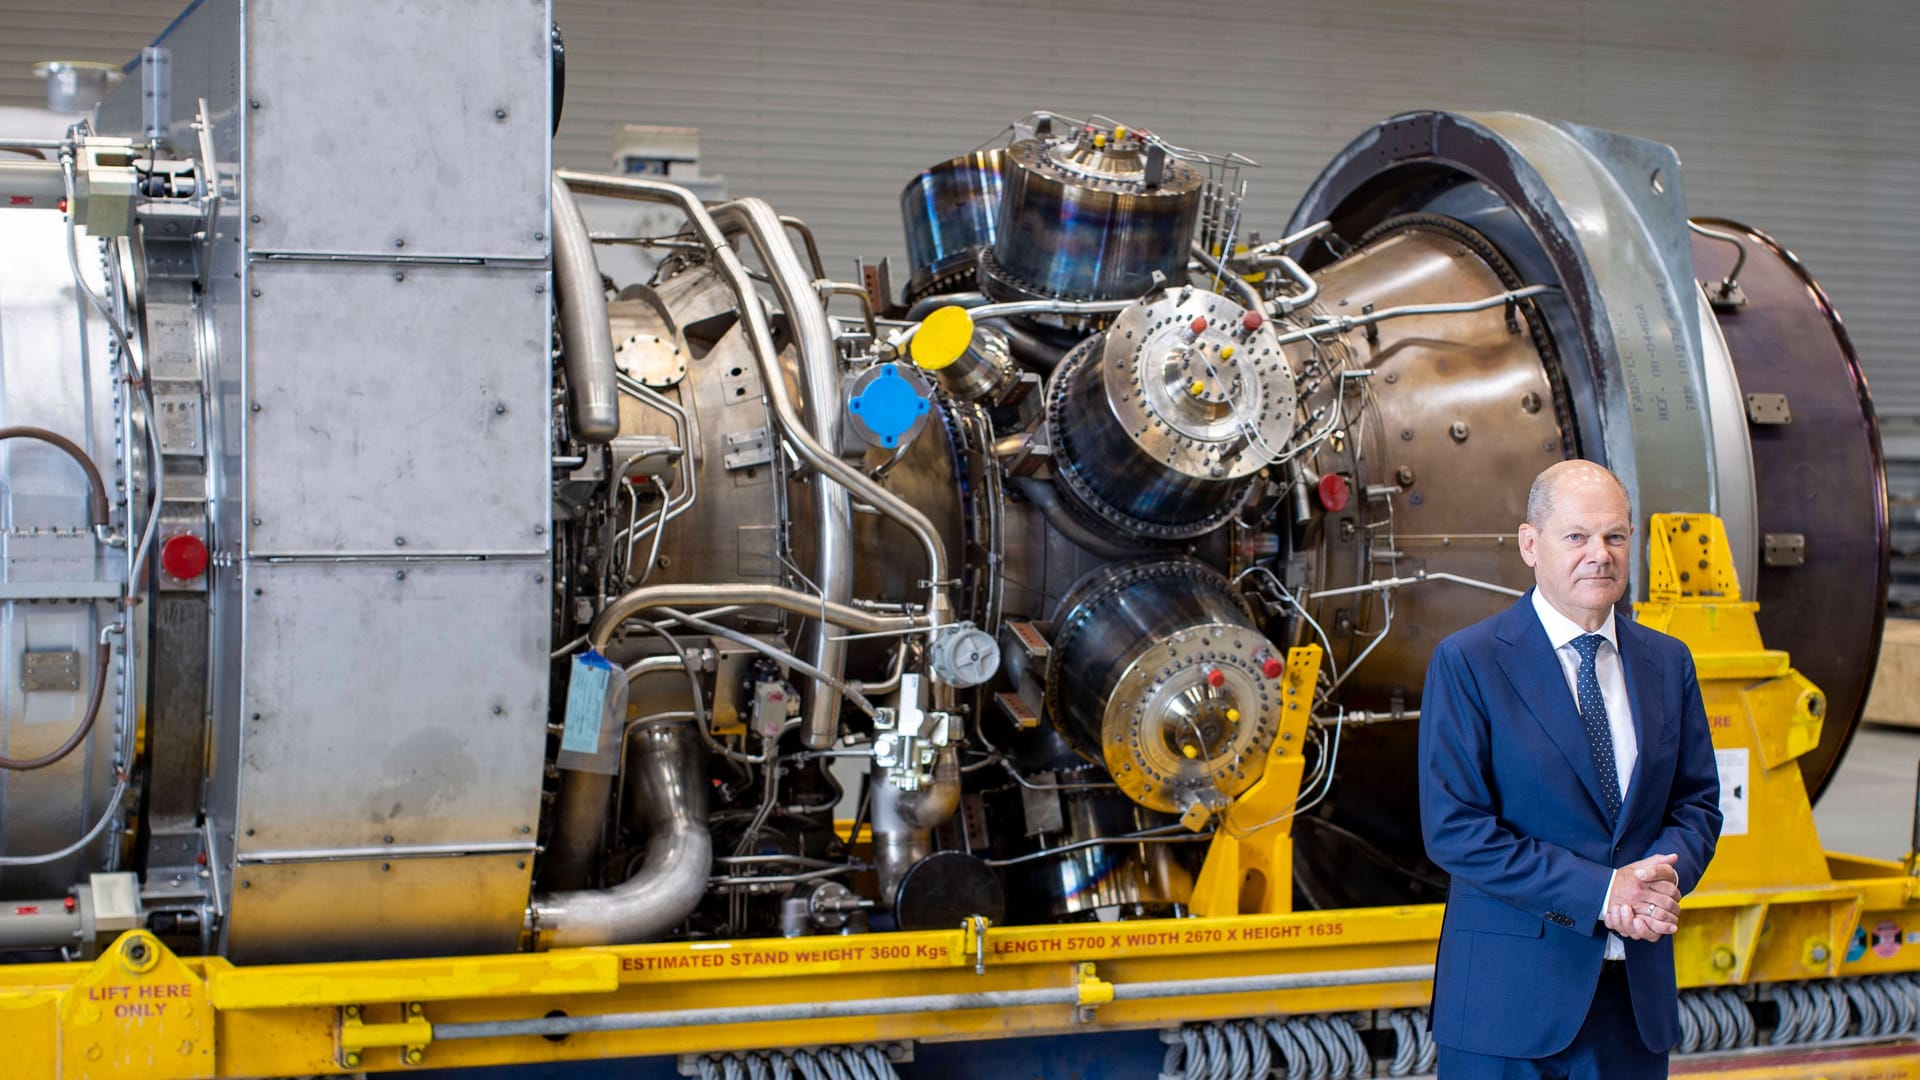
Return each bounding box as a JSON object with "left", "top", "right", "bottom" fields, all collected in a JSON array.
[
  {"left": 722, "top": 426, "right": 773, "bottom": 471},
  {"left": 339, "top": 1001, "right": 431, "bottom": 1069},
  {"left": 1745, "top": 392, "right": 1791, "bottom": 426}
]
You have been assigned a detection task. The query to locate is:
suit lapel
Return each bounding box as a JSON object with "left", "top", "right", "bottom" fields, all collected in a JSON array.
[
  {"left": 1613, "top": 618, "right": 1664, "bottom": 841},
  {"left": 1491, "top": 594, "right": 1612, "bottom": 822}
]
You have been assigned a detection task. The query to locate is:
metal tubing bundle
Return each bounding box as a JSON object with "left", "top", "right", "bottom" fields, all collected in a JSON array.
[{"left": 688, "top": 1045, "right": 901, "bottom": 1080}]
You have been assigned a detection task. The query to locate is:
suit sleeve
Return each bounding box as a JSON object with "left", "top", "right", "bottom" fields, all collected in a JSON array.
[
  {"left": 1639, "top": 651, "right": 1722, "bottom": 894},
  {"left": 1419, "top": 637, "right": 1614, "bottom": 932}
]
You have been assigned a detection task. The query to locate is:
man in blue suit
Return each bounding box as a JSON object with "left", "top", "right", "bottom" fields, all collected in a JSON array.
[{"left": 1419, "top": 460, "right": 1722, "bottom": 1078}]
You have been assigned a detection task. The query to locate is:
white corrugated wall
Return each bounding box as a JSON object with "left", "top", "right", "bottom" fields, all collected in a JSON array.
[{"left": 4, "top": 0, "right": 1917, "bottom": 420}]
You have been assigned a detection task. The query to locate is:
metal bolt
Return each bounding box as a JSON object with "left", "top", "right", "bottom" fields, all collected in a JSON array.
[
  {"left": 248, "top": 99, "right": 260, "bottom": 109},
  {"left": 1395, "top": 465, "right": 1416, "bottom": 487},
  {"left": 492, "top": 705, "right": 504, "bottom": 715},
  {"left": 343, "top": 1053, "right": 361, "bottom": 1069},
  {"left": 1810, "top": 944, "right": 1830, "bottom": 964},
  {"left": 494, "top": 402, "right": 507, "bottom": 415},
  {"left": 1449, "top": 420, "right": 1470, "bottom": 442},
  {"left": 408, "top": 1003, "right": 423, "bottom": 1017},
  {"left": 240, "top": 880, "right": 250, "bottom": 889},
  {"left": 533, "top": 524, "right": 546, "bottom": 535},
  {"left": 394, "top": 238, "right": 406, "bottom": 248},
  {"left": 249, "top": 516, "right": 261, "bottom": 526},
  {"left": 534, "top": 231, "right": 545, "bottom": 241},
  {"left": 1383, "top": 372, "right": 1398, "bottom": 384},
  {"left": 393, "top": 271, "right": 405, "bottom": 282},
  {"left": 384, "top": 835, "right": 394, "bottom": 844},
  {"left": 395, "top": 569, "right": 407, "bottom": 581},
  {"left": 494, "top": 108, "right": 508, "bottom": 120},
  {"left": 394, "top": 536, "right": 406, "bottom": 547},
  {"left": 1399, "top": 429, "right": 1413, "bottom": 442},
  {"left": 381, "top": 862, "right": 391, "bottom": 872},
  {"left": 521, "top": 825, "right": 532, "bottom": 834},
  {"left": 517, "top": 860, "right": 527, "bottom": 870},
  {"left": 249, "top": 288, "right": 260, "bottom": 298},
  {"left": 534, "top": 283, "right": 546, "bottom": 294},
  {"left": 250, "top": 712, "right": 261, "bottom": 721},
  {"left": 345, "top": 1005, "right": 361, "bottom": 1020},
  {"left": 1521, "top": 391, "right": 1542, "bottom": 414},
  {"left": 534, "top": 573, "right": 545, "bottom": 583},
  {"left": 248, "top": 214, "right": 260, "bottom": 224},
  {"left": 405, "top": 1048, "right": 423, "bottom": 1065},
  {"left": 249, "top": 402, "right": 261, "bottom": 412},
  {"left": 252, "top": 587, "right": 263, "bottom": 596}
]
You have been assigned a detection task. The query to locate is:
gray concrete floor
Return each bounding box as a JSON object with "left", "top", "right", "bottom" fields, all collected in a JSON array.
[{"left": 1813, "top": 722, "right": 1920, "bottom": 860}]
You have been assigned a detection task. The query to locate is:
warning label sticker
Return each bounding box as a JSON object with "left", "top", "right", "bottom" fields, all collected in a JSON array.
[{"left": 1714, "top": 748, "right": 1749, "bottom": 837}]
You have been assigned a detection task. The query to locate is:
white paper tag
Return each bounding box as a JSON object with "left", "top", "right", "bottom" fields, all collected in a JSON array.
[{"left": 1715, "top": 748, "right": 1749, "bottom": 837}]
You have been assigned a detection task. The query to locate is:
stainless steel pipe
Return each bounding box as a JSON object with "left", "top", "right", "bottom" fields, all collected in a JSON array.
[
  {"left": 550, "top": 175, "right": 621, "bottom": 444},
  {"left": 554, "top": 172, "right": 952, "bottom": 753},
  {"left": 708, "top": 197, "right": 855, "bottom": 750},
  {"left": 870, "top": 745, "right": 960, "bottom": 906},
  {"left": 590, "top": 583, "right": 924, "bottom": 651},
  {"left": 529, "top": 720, "right": 710, "bottom": 948}
]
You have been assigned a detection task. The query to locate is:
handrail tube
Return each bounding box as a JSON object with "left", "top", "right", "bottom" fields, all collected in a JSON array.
[{"left": 432, "top": 963, "right": 1437, "bottom": 1040}]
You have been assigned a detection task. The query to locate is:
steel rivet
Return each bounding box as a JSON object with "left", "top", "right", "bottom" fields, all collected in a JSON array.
[
  {"left": 250, "top": 402, "right": 261, "bottom": 412},
  {"left": 244, "top": 828, "right": 254, "bottom": 836},
  {"left": 394, "top": 271, "right": 405, "bottom": 282},
  {"left": 492, "top": 705, "right": 504, "bottom": 715},
  {"left": 395, "top": 569, "right": 407, "bottom": 580},
  {"left": 384, "top": 835, "right": 394, "bottom": 844},
  {"left": 534, "top": 231, "right": 545, "bottom": 241},
  {"left": 240, "top": 880, "right": 250, "bottom": 889},
  {"left": 394, "top": 238, "right": 406, "bottom": 248},
  {"left": 394, "top": 536, "right": 406, "bottom": 547},
  {"left": 249, "top": 516, "right": 261, "bottom": 526},
  {"left": 381, "top": 863, "right": 391, "bottom": 872},
  {"left": 494, "top": 108, "right": 507, "bottom": 120},
  {"left": 249, "top": 288, "right": 260, "bottom": 298},
  {"left": 248, "top": 99, "right": 259, "bottom": 109},
  {"left": 248, "top": 214, "right": 260, "bottom": 224},
  {"left": 494, "top": 402, "right": 507, "bottom": 415}
]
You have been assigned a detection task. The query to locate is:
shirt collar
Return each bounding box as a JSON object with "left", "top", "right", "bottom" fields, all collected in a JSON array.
[{"left": 1530, "top": 587, "right": 1617, "bottom": 652}]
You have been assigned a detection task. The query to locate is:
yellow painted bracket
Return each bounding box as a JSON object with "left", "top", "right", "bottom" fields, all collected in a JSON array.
[
  {"left": 54, "top": 930, "right": 215, "bottom": 1079},
  {"left": 339, "top": 1001, "right": 432, "bottom": 1070},
  {"left": 1646, "top": 513, "right": 1742, "bottom": 603},
  {"left": 1190, "top": 645, "right": 1322, "bottom": 917}
]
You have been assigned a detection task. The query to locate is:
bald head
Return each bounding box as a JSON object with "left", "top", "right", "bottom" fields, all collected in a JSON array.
[
  {"left": 1525, "top": 460, "right": 1631, "bottom": 529},
  {"left": 1518, "top": 460, "right": 1634, "bottom": 631}
]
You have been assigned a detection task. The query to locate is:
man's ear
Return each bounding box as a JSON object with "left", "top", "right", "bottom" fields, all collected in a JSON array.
[{"left": 1517, "top": 522, "right": 1539, "bottom": 568}]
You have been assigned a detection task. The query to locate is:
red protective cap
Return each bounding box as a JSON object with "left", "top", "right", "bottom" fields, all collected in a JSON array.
[
  {"left": 1317, "top": 473, "right": 1350, "bottom": 513},
  {"left": 1242, "top": 311, "right": 1264, "bottom": 332},
  {"left": 1205, "top": 668, "right": 1226, "bottom": 689},
  {"left": 1261, "top": 656, "right": 1285, "bottom": 679},
  {"left": 63, "top": 895, "right": 77, "bottom": 911},
  {"left": 1190, "top": 316, "right": 1208, "bottom": 334},
  {"left": 161, "top": 533, "right": 210, "bottom": 581}
]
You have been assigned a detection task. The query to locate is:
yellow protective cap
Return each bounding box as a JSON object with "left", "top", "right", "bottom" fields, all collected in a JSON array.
[
  {"left": 1225, "top": 708, "right": 1241, "bottom": 723},
  {"left": 1114, "top": 125, "right": 1129, "bottom": 141},
  {"left": 1093, "top": 132, "right": 1108, "bottom": 148},
  {"left": 1181, "top": 744, "right": 1199, "bottom": 759},
  {"left": 1188, "top": 379, "right": 1206, "bottom": 396},
  {"left": 1219, "top": 344, "right": 1236, "bottom": 360},
  {"left": 910, "top": 306, "right": 975, "bottom": 371}
]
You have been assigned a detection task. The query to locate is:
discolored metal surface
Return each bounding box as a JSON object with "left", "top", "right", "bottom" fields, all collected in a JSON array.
[
  {"left": 988, "top": 133, "right": 1202, "bottom": 302},
  {"left": 900, "top": 149, "right": 1004, "bottom": 303},
  {"left": 1046, "top": 559, "right": 1284, "bottom": 815},
  {"left": 1690, "top": 219, "right": 1888, "bottom": 800},
  {"left": 1047, "top": 290, "right": 1294, "bottom": 542}
]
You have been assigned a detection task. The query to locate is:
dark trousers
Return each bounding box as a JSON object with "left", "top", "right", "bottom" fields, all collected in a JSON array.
[{"left": 1436, "top": 963, "right": 1669, "bottom": 1079}]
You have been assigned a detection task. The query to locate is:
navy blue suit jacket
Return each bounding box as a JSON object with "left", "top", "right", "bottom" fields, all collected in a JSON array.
[{"left": 1418, "top": 591, "right": 1721, "bottom": 1057}]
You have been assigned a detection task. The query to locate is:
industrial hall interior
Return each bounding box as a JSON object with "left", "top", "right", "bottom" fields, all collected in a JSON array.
[{"left": 0, "top": 1, "right": 1917, "bottom": 1078}]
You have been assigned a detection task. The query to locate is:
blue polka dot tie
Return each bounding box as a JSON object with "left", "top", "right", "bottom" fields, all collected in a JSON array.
[{"left": 1571, "top": 633, "right": 1623, "bottom": 826}]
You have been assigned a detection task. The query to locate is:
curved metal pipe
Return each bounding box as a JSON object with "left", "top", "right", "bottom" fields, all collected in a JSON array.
[
  {"left": 1190, "top": 242, "right": 1265, "bottom": 311},
  {"left": 870, "top": 745, "right": 960, "bottom": 906},
  {"left": 530, "top": 720, "right": 710, "bottom": 948},
  {"left": 554, "top": 172, "right": 952, "bottom": 753},
  {"left": 708, "top": 197, "right": 854, "bottom": 749},
  {"left": 591, "top": 583, "right": 923, "bottom": 651},
  {"left": 551, "top": 175, "right": 620, "bottom": 443}
]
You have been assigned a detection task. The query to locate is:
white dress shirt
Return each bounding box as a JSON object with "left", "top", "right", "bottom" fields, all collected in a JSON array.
[{"left": 1531, "top": 589, "right": 1639, "bottom": 959}]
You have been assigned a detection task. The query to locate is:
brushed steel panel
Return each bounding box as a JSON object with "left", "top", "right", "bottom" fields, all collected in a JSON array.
[
  {"left": 243, "top": 0, "right": 551, "bottom": 259},
  {"left": 244, "top": 261, "right": 549, "bottom": 556},
  {"left": 234, "top": 559, "right": 548, "bottom": 854},
  {"left": 225, "top": 853, "right": 532, "bottom": 963}
]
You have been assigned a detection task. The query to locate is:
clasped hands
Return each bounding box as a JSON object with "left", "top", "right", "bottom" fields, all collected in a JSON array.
[{"left": 1604, "top": 853, "right": 1681, "bottom": 941}]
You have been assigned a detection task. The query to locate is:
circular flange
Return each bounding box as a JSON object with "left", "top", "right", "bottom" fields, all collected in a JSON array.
[
  {"left": 1103, "top": 290, "right": 1296, "bottom": 479},
  {"left": 1102, "top": 624, "right": 1280, "bottom": 814},
  {"left": 615, "top": 332, "right": 685, "bottom": 388}
]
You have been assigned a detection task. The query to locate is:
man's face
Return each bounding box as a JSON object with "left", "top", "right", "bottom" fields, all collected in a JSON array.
[{"left": 1518, "top": 467, "right": 1633, "bottom": 629}]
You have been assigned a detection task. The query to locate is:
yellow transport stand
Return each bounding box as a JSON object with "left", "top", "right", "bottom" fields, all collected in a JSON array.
[{"left": 2, "top": 514, "right": 1918, "bottom": 1078}]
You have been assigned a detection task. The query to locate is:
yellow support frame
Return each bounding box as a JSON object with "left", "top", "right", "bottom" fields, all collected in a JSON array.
[{"left": 4, "top": 515, "right": 1919, "bottom": 1077}]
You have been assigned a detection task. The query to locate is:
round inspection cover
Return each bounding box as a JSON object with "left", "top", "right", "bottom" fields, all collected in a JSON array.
[{"left": 894, "top": 851, "right": 1005, "bottom": 932}]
